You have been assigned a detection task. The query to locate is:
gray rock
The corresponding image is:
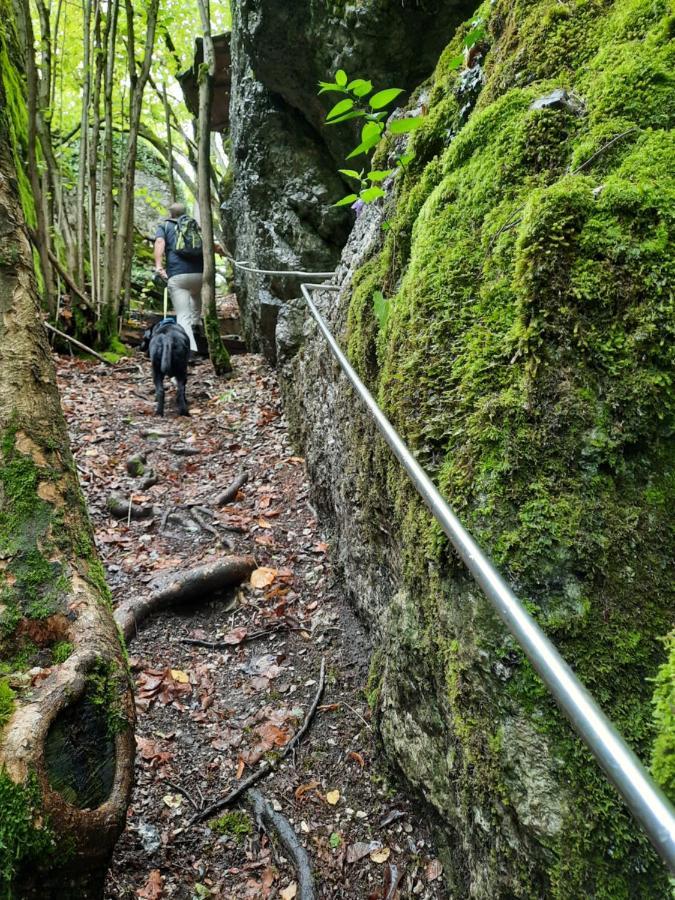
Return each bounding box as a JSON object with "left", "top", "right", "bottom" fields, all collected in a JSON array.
[{"left": 136, "top": 821, "right": 161, "bottom": 854}]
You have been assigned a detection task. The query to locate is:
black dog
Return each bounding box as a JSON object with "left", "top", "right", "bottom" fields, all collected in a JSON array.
[{"left": 141, "top": 319, "right": 190, "bottom": 417}]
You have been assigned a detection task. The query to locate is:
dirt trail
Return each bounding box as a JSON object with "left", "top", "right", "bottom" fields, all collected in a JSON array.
[{"left": 55, "top": 348, "right": 446, "bottom": 899}]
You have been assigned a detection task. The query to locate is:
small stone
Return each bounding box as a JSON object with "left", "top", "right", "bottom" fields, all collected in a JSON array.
[{"left": 137, "top": 821, "right": 161, "bottom": 854}]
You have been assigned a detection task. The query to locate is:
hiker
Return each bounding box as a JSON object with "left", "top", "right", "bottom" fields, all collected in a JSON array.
[{"left": 153, "top": 202, "right": 223, "bottom": 353}]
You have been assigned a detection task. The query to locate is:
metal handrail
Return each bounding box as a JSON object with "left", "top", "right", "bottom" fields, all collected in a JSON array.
[{"left": 300, "top": 281, "right": 675, "bottom": 873}]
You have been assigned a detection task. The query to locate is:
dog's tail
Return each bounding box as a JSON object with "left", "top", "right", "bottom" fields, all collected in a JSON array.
[{"left": 160, "top": 336, "right": 172, "bottom": 375}]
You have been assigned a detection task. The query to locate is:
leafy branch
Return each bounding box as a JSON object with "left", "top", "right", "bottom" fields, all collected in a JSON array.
[{"left": 319, "top": 69, "right": 423, "bottom": 208}]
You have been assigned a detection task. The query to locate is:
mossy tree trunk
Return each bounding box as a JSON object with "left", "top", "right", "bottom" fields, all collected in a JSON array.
[{"left": 0, "top": 41, "right": 134, "bottom": 898}]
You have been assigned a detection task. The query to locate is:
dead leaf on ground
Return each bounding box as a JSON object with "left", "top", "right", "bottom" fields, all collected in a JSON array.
[
  {"left": 136, "top": 869, "right": 163, "bottom": 899},
  {"left": 280, "top": 884, "right": 297, "bottom": 900},
  {"left": 346, "top": 841, "right": 382, "bottom": 864},
  {"left": 370, "top": 846, "right": 391, "bottom": 864},
  {"left": 325, "top": 789, "right": 340, "bottom": 805},
  {"left": 348, "top": 750, "right": 365, "bottom": 768},
  {"left": 294, "top": 780, "right": 320, "bottom": 801},
  {"left": 250, "top": 567, "right": 277, "bottom": 588}
]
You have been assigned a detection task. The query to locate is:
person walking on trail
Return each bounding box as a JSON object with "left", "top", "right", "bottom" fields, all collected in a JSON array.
[{"left": 153, "top": 202, "right": 223, "bottom": 353}]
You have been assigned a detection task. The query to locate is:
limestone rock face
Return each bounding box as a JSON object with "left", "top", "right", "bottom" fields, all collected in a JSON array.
[
  {"left": 225, "top": 0, "right": 474, "bottom": 360},
  {"left": 233, "top": 0, "right": 674, "bottom": 895}
]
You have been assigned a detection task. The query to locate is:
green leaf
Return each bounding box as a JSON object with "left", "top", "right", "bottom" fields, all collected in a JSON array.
[
  {"left": 448, "top": 54, "right": 464, "bottom": 71},
  {"left": 346, "top": 142, "right": 370, "bottom": 159},
  {"left": 373, "top": 290, "right": 390, "bottom": 329},
  {"left": 369, "top": 88, "right": 404, "bottom": 110},
  {"left": 329, "top": 832, "right": 342, "bottom": 849},
  {"left": 381, "top": 221, "right": 392, "bottom": 231},
  {"left": 348, "top": 78, "right": 373, "bottom": 97},
  {"left": 339, "top": 169, "right": 363, "bottom": 181},
  {"left": 388, "top": 116, "right": 424, "bottom": 135},
  {"left": 360, "top": 185, "right": 385, "bottom": 203},
  {"left": 326, "top": 98, "right": 354, "bottom": 121},
  {"left": 318, "top": 80, "right": 346, "bottom": 95},
  {"left": 335, "top": 69, "right": 348, "bottom": 87},
  {"left": 464, "top": 24, "right": 485, "bottom": 47},
  {"left": 333, "top": 193, "right": 359, "bottom": 207},
  {"left": 326, "top": 110, "right": 366, "bottom": 125},
  {"left": 368, "top": 169, "right": 394, "bottom": 182},
  {"left": 396, "top": 152, "right": 414, "bottom": 167}
]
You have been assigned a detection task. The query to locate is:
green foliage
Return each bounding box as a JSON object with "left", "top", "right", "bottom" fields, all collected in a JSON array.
[
  {"left": 0, "top": 680, "right": 15, "bottom": 729},
  {"left": 51, "top": 641, "right": 74, "bottom": 665},
  {"left": 0, "top": 771, "right": 56, "bottom": 896},
  {"left": 209, "top": 810, "right": 252, "bottom": 841},
  {"left": 319, "top": 69, "right": 424, "bottom": 208},
  {"left": 651, "top": 631, "right": 675, "bottom": 796}
]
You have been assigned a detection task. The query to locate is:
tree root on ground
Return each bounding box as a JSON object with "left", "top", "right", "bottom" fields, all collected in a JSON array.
[
  {"left": 248, "top": 789, "right": 316, "bottom": 900},
  {"left": 107, "top": 493, "right": 154, "bottom": 519},
  {"left": 214, "top": 470, "right": 248, "bottom": 506},
  {"left": 114, "top": 555, "right": 256, "bottom": 640}
]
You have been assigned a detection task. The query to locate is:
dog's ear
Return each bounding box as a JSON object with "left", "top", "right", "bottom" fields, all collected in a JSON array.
[{"left": 140, "top": 328, "right": 152, "bottom": 352}]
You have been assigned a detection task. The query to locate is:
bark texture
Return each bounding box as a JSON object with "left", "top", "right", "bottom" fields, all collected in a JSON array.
[{"left": 0, "top": 26, "right": 134, "bottom": 895}]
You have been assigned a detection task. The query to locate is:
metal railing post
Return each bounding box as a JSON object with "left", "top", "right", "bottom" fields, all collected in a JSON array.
[{"left": 300, "top": 281, "right": 675, "bottom": 873}]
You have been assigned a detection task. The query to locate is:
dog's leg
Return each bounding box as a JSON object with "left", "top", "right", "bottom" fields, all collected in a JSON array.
[
  {"left": 154, "top": 369, "right": 166, "bottom": 417},
  {"left": 176, "top": 378, "right": 189, "bottom": 417}
]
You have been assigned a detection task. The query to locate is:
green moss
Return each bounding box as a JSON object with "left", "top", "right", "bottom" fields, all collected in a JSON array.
[
  {"left": 340, "top": 0, "right": 674, "bottom": 894},
  {"left": 204, "top": 308, "right": 233, "bottom": 375},
  {"left": 100, "top": 336, "right": 132, "bottom": 364},
  {"left": 209, "top": 810, "right": 252, "bottom": 842},
  {"left": 86, "top": 659, "right": 130, "bottom": 737},
  {"left": 651, "top": 631, "right": 675, "bottom": 797},
  {"left": 0, "top": 771, "right": 56, "bottom": 896},
  {"left": 0, "top": 680, "right": 15, "bottom": 729},
  {"left": 0, "top": 21, "right": 35, "bottom": 228},
  {"left": 51, "top": 641, "right": 73, "bottom": 665}
]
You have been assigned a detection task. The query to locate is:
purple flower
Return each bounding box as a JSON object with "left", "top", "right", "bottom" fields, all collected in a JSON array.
[{"left": 351, "top": 198, "right": 366, "bottom": 217}]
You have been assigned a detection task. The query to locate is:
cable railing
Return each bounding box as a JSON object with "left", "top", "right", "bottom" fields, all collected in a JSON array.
[{"left": 299, "top": 280, "right": 675, "bottom": 874}]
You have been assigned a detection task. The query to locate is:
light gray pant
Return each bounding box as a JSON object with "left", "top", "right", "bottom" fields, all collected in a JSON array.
[{"left": 168, "top": 273, "right": 203, "bottom": 351}]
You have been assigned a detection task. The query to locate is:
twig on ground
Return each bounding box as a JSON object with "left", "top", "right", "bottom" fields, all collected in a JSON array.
[
  {"left": 163, "top": 779, "right": 201, "bottom": 813},
  {"left": 189, "top": 657, "right": 326, "bottom": 825},
  {"left": 214, "top": 471, "right": 249, "bottom": 506},
  {"left": 248, "top": 789, "right": 315, "bottom": 900},
  {"left": 178, "top": 623, "right": 302, "bottom": 650}
]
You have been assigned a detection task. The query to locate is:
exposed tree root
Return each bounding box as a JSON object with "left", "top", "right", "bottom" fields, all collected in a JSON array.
[
  {"left": 114, "top": 555, "right": 257, "bottom": 640},
  {"left": 248, "top": 789, "right": 315, "bottom": 900},
  {"left": 107, "top": 493, "right": 154, "bottom": 519},
  {"left": 214, "top": 470, "right": 248, "bottom": 506}
]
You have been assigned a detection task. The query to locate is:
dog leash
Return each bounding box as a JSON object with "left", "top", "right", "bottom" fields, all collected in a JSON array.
[{"left": 163, "top": 286, "right": 168, "bottom": 319}]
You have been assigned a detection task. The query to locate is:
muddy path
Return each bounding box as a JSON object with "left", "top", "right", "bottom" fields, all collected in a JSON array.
[{"left": 55, "top": 349, "right": 446, "bottom": 899}]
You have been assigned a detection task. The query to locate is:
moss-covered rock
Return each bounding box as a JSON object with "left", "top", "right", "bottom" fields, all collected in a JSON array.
[{"left": 282, "top": 0, "right": 674, "bottom": 895}]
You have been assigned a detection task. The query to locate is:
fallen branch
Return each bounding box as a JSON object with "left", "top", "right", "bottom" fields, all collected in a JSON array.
[
  {"left": 114, "top": 555, "right": 256, "bottom": 641},
  {"left": 190, "top": 657, "right": 326, "bottom": 824},
  {"left": 248, "top": 789, "right": 315, "bottom": 900},
  {"left": 44, "top": 321, "right": 112, "bottom": 366},
  {"left": 214, "top": 471, "right": 249, "bottom": 506}
]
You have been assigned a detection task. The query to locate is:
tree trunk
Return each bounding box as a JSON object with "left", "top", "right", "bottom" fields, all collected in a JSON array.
[
  {"left": 20, "top": 0, "right": 56, "bottom": 314},
  {"left": 195, "top": 0, "right": 231, "bottom": 375},
  {"left": 162, "top": 84, "right": 176, "bottom": 204},
  {"left": 0, "top": 41, "right": 134, "bottom": 897},
  {"left": 75, "top": 0, "right": 92, "bottom": 289},
  {"left": 88, "top": 0, "right": 104, "bottom": 316},
  {"left": 109, "top": 0, "right": 159, "bottom": 324},
  {"left": 100, "top": 0, "right": 119, "bottom": 318}
]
